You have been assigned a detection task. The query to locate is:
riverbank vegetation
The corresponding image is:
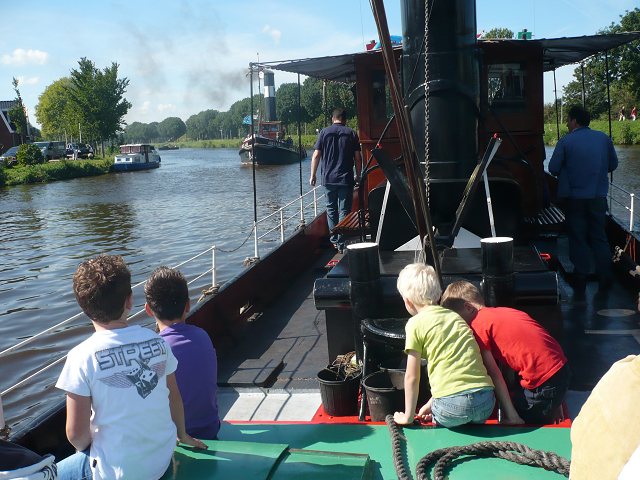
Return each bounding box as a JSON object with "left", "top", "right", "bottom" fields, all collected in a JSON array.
[
  {"left": 544, "top": 9, "right": 640, "bottom": 137},
  {"left": 0, "top": 157, "right": 114, "bottom": 187},
  {"left": 172, "top": 135, "right": 320, "bottom": 150},
  {"left": 544, "top": 119, "right": 640, "bottom": 145}
]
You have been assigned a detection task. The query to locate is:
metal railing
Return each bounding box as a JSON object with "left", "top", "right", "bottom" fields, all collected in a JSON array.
[
  {"left": 0, "top": 186, "right": 326, "bottom": 399},
  {"left": 609, "top": 182, "right": 639, "bottom": 231}
]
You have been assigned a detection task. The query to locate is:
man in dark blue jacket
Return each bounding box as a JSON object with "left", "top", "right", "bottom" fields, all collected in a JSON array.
[
  {"left": 548, "top": 106, "right": 618, "bottom": 295},
  {"left": 310, "top": 108, "right": 362, "bottom": 253}
]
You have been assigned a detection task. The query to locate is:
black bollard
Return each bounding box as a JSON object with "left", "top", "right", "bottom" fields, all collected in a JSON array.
[
  {"left": 481, "top": 237, "right": 515, "bottom": 308},
  {"left": 347, "top": 242, "right": 382, "bottom": 421}
]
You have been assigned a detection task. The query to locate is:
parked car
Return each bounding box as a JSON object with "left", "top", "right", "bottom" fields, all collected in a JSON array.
[
  {"left": 0, "top": 146, "right": 19, "bottom": 165},
  {"left": 65, "top": 143, "right": 94, "bottom": 159},
  {"left": 35, "top": 141, "right": 65, "bottom": 160}
]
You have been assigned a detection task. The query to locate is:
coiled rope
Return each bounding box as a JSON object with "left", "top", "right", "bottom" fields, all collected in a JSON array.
[{"left": 385, "top": 415, "right": 571, "bottom": 479}]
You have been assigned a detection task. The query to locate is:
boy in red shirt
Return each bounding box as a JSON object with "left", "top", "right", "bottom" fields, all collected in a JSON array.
[{"left": 441, "top": 281, "right": 570, "bottom": 424}]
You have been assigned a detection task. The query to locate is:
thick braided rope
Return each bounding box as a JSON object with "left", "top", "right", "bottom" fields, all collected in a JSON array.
[
  {"left": 386, "top": 415, "right": 411, "bottom": 480},
  {"left": 386, "top": 415, "right": 571, "bottom": 480}
]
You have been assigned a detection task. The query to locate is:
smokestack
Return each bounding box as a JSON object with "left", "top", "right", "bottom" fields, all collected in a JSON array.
[{"left": 263, "top": 70, "right": 276, "bottom": 122}]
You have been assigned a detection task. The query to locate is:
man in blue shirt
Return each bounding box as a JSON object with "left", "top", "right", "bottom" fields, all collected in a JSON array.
[
  {"left": 310, "top": 108, "right": 362, "bottom": 253},
  {"left": 548, "top": 106, "right": 618, "bottom": 295}
]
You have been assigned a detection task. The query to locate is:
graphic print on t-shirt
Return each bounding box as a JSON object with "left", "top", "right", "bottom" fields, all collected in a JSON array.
[{"left": 94, "top": 339, "right": 168, "bottom": 398}]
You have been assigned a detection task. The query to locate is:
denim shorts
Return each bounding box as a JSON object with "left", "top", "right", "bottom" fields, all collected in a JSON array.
[{"left": 431, "top": 388, "right": 495, "bottom": 428}]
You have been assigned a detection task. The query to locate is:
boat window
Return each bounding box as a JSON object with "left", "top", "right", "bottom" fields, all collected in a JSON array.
[
  {"left": 487, "top": 62, "right": 528, "bottom": 113},
  {"left": 372, "top": 70, "right": 393, "bottom": 120}
]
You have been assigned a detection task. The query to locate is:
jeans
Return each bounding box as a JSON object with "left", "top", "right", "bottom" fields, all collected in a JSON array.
[
  {"left": 431, "top": 388, "right": 495, "bottom": 428},
  {"left": 57, "top": 449, "right": 93, "bottom": 480},
  {"left": 512, "top": 364, "right": 571, "bottom": 424},
  {"left": 325, "top": 185, "right": 353, "bottom": 250},
  {"left": 565, "top": 197, "right": 611, "bottom": 277}
]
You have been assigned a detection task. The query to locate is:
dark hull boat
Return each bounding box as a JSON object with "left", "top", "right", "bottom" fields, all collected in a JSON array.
[
  {"left": 239, "top": 134, "right": 305, "bottom": 165},
  {"left": 7, "top": 0, "right": 640, "bottom": 478}
]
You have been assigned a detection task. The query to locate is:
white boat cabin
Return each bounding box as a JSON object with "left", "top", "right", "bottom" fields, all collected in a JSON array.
[{"left": 114, "top": 144, "right": 160, "bottom": 164}]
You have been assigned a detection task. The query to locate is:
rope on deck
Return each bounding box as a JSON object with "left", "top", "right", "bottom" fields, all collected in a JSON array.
[{"left": 385, "top": 415, "right": 571, "bottom": 479}]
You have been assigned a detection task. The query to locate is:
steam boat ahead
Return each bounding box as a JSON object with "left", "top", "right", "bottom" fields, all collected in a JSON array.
[{"left": 238, "top": 70, "right": 306, "bottom": 165}]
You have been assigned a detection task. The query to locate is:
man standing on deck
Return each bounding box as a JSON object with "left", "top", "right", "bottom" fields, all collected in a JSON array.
[
  {"left": 548, "top": 106, "right": 618, "bottom": 297},
  {"left": 310, "top": 108, "right": 362, "bottom": 253}
]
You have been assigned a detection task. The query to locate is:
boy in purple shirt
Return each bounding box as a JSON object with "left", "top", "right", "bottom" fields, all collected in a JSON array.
[{"left": 145, "top": 267, "right": 220, "bottom": 439}]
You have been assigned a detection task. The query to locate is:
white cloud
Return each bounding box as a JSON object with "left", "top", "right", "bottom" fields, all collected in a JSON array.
[
  {"left": 137, "top": 101, "right": 151, "bottom": 114},
  {"left": 157, "top": 103, "right": 176, "bottom": 113},
  {"left": 261, "top": 25, "right": 281, "bottom": 45},
  {"left": 16, "top": 76, "right": 39, "bottom": 85},
  {"left": 1, "top": 49, "right": 49, "bottom": 66}
]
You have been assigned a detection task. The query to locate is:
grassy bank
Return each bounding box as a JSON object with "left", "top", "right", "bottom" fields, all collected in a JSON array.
[
  {"left": 0, "top": 157, "right": 114, "bottom": 187},
  {"left": 544, "top": 120, "right": 640, "bottom": 146},
  {"left": 172, "top": 135, "right": 320, "bottom": 150}
]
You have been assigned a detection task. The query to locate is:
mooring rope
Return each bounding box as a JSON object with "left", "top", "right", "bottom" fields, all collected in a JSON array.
[{"left": 385, "top": 415, "right": 571, "bottom": 479}]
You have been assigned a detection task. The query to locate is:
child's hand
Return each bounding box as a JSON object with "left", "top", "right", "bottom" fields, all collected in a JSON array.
[
  {"left": 393, "top": 411, "right": 414, "bottom": 425},
  {"left": 179, "top": 435, "right": 208, "bottom": 449}
]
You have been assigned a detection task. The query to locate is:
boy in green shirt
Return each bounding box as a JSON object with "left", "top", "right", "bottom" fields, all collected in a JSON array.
[{"left": 394, "top": 263, "right": 495, "bottom": 427}]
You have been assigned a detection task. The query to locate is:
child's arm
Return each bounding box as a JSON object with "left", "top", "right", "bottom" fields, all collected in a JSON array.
[
  {"left": 393, "top": 350, "right": 421, "bottom": 425},
  {"left": 167, "top": 373, "right": 208, "bottom": 449},
  {"left": 480, "top": 350, "right": 524, "bottom": 424},
  {"left": 66, "top": 392, "right": 92, "bottom": 451}
]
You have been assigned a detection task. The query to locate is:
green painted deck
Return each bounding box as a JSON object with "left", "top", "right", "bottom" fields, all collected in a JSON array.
[{"left": 163, "top": 423, "right": 571, "bottom": 479}]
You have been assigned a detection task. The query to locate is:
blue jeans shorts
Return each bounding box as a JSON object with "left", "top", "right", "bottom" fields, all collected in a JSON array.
[
  {"left": 56, "top": 449, "right": 93, "bottom": 480},
  {"left": 431, "top": 388, "right": 495, "bottom": 428}
]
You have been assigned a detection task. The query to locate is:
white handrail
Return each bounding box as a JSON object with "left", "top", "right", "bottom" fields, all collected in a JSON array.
[
  {"left": 0, "top": 185, "right": 328, "bottom": 397},
  {"left": 609, "top": 182, "right": 640, "bottom": 231}
]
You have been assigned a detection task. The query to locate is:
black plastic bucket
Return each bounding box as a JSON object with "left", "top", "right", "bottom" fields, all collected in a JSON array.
[
  {"left": 317, "top": 366, "right": 362, "bottom": 416},
  {"left": 377, "top": 361, "right": 432, "bottom": 408},
  {"left": 362, "top": 369, "right": 405, "bottom": 422}
]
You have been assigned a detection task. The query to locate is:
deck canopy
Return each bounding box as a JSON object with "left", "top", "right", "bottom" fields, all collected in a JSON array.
[{"left": 253, "top": 32, "right": 640, "bottom": 82}]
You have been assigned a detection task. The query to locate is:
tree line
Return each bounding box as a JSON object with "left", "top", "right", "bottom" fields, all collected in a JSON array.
[
  {"left": 34, "top": 58, "right": 131, "bottom": 156},
  {"left": 123, "top": 77, "right": 356, "bottom": 143}
]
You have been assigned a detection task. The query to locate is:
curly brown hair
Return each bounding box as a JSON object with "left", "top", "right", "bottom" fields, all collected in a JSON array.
[
  {"left": 73, "top": 254, "right": 132, "bottom": 323},
  {"left": 144, "top": 266, "right": 189, "bottom": 321}
]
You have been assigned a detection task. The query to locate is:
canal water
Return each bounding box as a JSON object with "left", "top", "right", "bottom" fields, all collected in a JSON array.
[
  {"left": 0, "top": 148, "right": 315, "bottom": 434},
  {"left": 2, "top": 145, "right": 639, "bottom": 436}
]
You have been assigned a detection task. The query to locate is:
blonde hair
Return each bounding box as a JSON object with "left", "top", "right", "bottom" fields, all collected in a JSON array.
[
  {"left": 396, "top": 263, "right": 441, "bottom": 307},
  {"left": 441, "top": 281, "right": 484, "bottom": 313}
]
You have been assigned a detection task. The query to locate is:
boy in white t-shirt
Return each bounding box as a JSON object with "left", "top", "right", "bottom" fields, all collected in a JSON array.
[{"left": 56, "top": 255, "right": 206, "bottom": 480}]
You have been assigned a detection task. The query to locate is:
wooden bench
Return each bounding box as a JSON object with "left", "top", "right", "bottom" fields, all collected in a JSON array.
[{"left": 332, "top": 211, "right": 370, "bottom": 236}]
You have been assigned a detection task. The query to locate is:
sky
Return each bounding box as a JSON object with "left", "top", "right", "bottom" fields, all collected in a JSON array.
[{"left": 1, "top": 0, "right": 638, "bottom": 130}]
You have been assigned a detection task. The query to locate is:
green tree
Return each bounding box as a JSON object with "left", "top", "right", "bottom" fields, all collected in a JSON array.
[
  {"left": 158, "top": 117, "right": 186, "bottom": 141},
  {"left": 35, "top": 78, "right": 72, "bottom": 141},
  {"left": 8, "top": 77, "right": 28, "bottom": 144},
  {"left": 95, "top": 62, "right": 132, "bottom": 152},
  {"left": 16, "top": 144, "right": 45, "bottom": 166},
  {"left": 66, "top": 58, "right": 132, "bottom": 155},
  {"left": 562, "top": 10, "right": 640, "bottom": 120},
  {"left": 301, "top": 77, "right": 324, "bottom": 121},
  {"left": 276, "top": 83, "right": 306, "bottom": 133},
  {"left": 482, "top": 28, "right": 515, "bottom": 39}
]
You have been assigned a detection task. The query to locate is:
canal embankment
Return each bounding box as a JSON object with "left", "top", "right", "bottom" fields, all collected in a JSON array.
[
  {"left": 544, "top": 119, "right": 640, "bottom": 145},
  {"left": 0, "top": 156, "right": 114, "bottom": 187}
]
